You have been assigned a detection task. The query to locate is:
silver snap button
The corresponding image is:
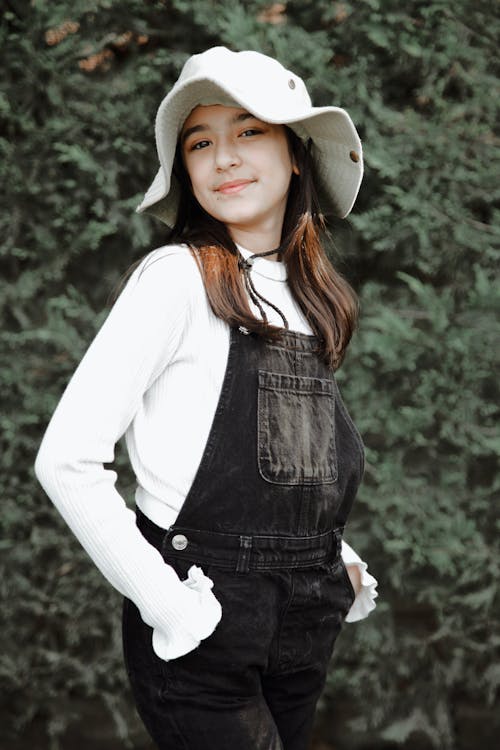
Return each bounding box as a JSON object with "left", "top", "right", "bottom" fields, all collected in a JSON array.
[
  {"left": 171, "top": 534, "right": 188, "bottom": 551},
  {"left": 288, "top": 78, "right": 296, "bottom": 89}
]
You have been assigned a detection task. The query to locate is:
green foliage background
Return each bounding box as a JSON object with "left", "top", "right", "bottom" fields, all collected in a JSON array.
[{"left": 1, "top": 1, "right": 498, "bottom": 748}]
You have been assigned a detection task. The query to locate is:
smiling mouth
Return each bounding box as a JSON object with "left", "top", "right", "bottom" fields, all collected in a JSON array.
[{"left": 215, "top": 180, "right": 255, "bottom": 195}]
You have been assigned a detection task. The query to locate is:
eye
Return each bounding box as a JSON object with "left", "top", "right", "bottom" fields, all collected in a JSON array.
[
  {"left": 240, "top": 128, "right": 263, "bottom": 137},
  {"left": 189, "top": 139, "right": 211, "bottom": 151}
]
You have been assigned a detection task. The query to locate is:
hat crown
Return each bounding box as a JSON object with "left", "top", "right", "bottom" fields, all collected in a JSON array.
[{"left": 175, "top": 46, "right": 312, "bottom": 112}]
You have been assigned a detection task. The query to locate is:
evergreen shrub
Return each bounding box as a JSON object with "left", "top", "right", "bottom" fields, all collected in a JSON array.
[{"left": 1, "top": 1, "right": 498, "bottom": 748}]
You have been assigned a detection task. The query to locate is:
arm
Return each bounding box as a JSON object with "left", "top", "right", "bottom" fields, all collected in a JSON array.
[
  {"left": 341, "top": 539, "right": 378, "bottom": 622},
  {"left": 34, "top": 247, "right": 221, "bottom": 661}
]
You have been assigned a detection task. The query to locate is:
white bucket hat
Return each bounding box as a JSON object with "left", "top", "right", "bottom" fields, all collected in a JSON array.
[{"left": 136, "top": 46, "right": 363, "bottom": 226}]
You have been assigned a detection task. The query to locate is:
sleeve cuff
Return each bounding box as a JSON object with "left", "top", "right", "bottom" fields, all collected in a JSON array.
[
  {"left": 341, "top": 539, "right": 379, "bottom": 623},
  {"left": 151, "top": 564, "right": 222, "bottom": 661}
]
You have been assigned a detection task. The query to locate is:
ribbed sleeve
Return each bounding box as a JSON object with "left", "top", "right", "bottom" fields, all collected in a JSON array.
[{"left": 34, "top": 248, "right": 222, "bottom": 660}]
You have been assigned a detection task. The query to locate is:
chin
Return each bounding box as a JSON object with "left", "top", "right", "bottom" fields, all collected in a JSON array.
[{"left": 212, "top": 206, "right": 270, "bottom": 228}]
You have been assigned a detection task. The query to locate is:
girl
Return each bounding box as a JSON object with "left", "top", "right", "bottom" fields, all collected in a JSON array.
[{"left": 35, "top": 47, "right": 378, "bottom": 750}]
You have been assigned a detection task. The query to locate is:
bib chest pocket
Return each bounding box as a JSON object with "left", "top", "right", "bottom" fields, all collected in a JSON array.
[{"left": 257, "top": 369, "right": 338, "bottom": 485}]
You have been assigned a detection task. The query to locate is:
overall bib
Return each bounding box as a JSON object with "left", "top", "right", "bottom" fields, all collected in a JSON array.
[{"left": 122, "top": 324, "right": 365, "bottom": 750}]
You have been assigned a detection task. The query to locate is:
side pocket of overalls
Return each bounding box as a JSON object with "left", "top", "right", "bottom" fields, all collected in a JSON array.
[{"left": 257, "top": 369, "right": 338, "bottom": 485}]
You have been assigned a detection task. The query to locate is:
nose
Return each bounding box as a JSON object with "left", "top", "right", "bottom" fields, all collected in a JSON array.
[{"left": 214, "top": 138, "right": 241, "bottom": 172}]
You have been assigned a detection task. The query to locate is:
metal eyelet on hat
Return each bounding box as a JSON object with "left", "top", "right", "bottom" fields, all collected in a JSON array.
[
  {"left": 171, "top": 534, "right": 188, "bottom": 551},
  {"left": 349, "top": 150, "right": 360, "bottom": 163},
  {"left": 288, "top": 78, "right": 296, "bottom": 89}
]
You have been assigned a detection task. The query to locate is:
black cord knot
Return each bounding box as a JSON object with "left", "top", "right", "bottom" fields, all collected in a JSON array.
[{"left": 238, "top": 256, "right": 254, "bottom": 272}]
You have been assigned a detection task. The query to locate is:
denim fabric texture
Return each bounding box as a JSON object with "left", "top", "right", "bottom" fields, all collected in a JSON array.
[{"left": 122, "top": 325, "right": 365, "bottom": 750}]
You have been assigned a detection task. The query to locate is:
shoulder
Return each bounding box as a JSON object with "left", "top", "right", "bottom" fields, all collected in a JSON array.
[
  {"left": 134, "top": 243, "right": 202, "bottom": 286},
  {"left": 105, "top": 244, "right": 206, "bottom": 327},
  {"left": 122, "top": 243, "right": 205, "bottom": 305}
]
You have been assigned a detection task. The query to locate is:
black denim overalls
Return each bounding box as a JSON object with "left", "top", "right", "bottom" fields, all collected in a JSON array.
[{"left": 122, "top": 323, "right": 365, "bottom": 750}]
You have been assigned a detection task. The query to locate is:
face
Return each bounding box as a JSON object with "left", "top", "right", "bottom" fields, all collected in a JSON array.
[{"left": 180, "top": 105, "right": 298, "bottom": 246}]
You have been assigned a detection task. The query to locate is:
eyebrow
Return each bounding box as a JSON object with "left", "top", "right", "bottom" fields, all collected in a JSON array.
[{"left": 181, "top": 112, "right": 258, "bottom": 145}]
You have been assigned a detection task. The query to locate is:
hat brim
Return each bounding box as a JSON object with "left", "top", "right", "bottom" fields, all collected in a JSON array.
[{"left": 136, "top": 77, "right": 363, "bottom": 225}]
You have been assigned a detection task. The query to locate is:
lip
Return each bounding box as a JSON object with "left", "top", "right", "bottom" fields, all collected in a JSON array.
[{"left": 215, "top": 179, "right": 254, "bottom": 195}]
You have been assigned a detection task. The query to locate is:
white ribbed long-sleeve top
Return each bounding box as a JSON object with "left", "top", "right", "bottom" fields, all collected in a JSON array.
[{"left": 34, "top": 242, "right": 378, "bottom": 662}]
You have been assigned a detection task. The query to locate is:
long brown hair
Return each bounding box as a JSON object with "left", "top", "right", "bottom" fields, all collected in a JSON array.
[{"left": 111, "top": 128, "right": 359, "bottom": 370}]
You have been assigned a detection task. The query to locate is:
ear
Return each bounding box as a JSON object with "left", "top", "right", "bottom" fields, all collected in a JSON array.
[{"left": 292, "top": 157, "right": 300, "bottom": 176}]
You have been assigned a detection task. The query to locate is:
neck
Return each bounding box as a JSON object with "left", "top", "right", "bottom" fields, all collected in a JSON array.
[{"left": 229, "top": 227, "right": 283, "bottom": 261}]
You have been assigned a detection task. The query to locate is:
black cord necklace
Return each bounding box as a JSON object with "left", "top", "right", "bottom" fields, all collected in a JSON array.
[{"left": 237, "top": 247, "right": 289, "bottom": 330}]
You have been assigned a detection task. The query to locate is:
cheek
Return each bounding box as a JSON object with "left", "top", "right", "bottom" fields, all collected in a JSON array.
[
  {"left": 184, "top": 163, "right": 211, "bottom": 205},
  {"left": 265, "top": 143, "right": 294, "bottom": 183},
  {"left": 267, "top": 156, "right": 294, "bottom": 192},
  {"left": 184, "top": 152, "right": 206, "bottom": 183}
]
